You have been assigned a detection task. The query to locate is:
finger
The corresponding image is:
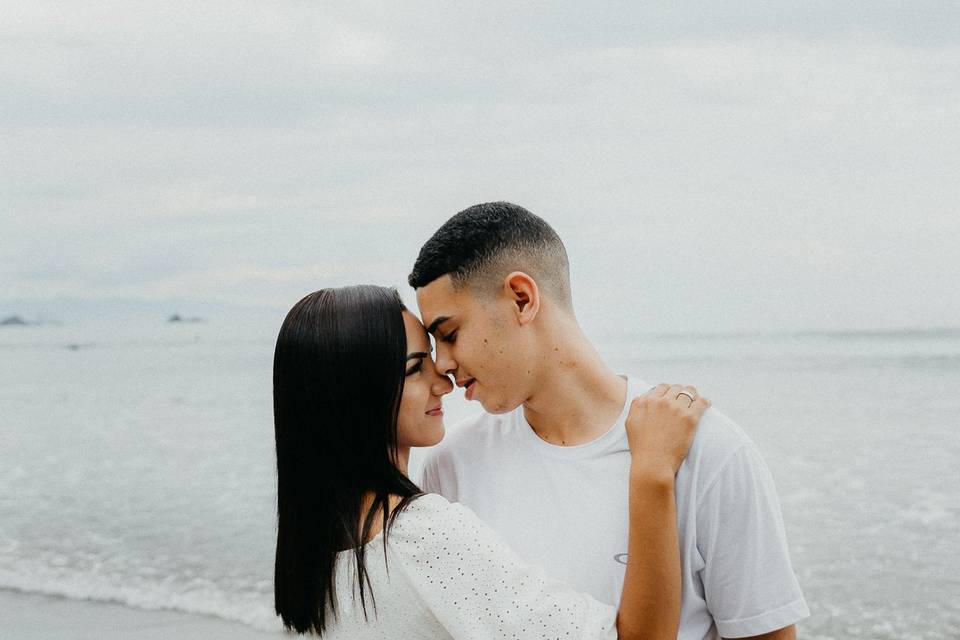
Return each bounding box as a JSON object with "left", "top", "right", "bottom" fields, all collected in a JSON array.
[
  {"left": 666, "top": 384, "right": 687, "bottom": 404},
  {"left": 666, "top": 384, "right": 697, "bottom": 409},
  {"left": 690, "top": 396, "right": 711, "bottom": 417},
  {"left": 649, "top": 383, "right": 671, "bottom": 398},
  {"left": 677, "top": 385, "right": 700, "bottom": 409}
]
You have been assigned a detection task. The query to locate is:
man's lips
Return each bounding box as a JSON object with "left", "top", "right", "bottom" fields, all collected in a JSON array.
[{"left": 459, "top": 378, "right": 477, "bottom": 400}]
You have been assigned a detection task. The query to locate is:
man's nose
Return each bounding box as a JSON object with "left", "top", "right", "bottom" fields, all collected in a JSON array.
[{"left": 434, "top": 341, "right": 456, "bottom": 377}]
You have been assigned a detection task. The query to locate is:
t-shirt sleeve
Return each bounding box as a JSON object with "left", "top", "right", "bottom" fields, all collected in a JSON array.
[
  {"left": 390, "top": 494, "right": 618, "bottom": 640},
  {"left": 697, "top": 444, "right": 810, "bottom": 638},
  {"left": 418, "top": 450, "right": 445, "bottom": 496}
]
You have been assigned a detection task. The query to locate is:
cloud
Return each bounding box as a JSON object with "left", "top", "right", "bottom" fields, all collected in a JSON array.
[
  {"left": 5, "top": 261, "right": 411, "bottom": 309},
  {"left": 2, "top": 2, "right": 958, "bottom": 330}
]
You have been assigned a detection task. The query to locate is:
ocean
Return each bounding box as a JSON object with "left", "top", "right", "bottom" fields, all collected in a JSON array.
[{"left": 1, "top": 321, "right": 958, "bottom": 639}]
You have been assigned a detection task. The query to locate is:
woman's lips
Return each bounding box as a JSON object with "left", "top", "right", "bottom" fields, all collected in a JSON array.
[{"left": 425, "top": 406, "right": 443, "bottom": 416}]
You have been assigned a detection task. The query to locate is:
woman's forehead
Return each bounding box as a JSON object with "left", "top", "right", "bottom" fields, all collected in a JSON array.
[{"left": 402, "top": 311, "right": 431, "bottom": 349}]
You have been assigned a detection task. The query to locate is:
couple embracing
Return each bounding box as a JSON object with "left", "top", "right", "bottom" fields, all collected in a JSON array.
[{"left": 272, "top": 202, "right": 809, "bottom": 639}]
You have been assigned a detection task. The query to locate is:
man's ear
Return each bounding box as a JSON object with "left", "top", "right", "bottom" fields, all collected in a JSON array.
[{"left": 503, "top": 271, "right": 540, "bottom": 325}]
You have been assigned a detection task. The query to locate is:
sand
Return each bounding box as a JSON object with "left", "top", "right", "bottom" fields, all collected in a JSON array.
[{"left": 0, "top": 589, "right": 288, "bottom": 640}]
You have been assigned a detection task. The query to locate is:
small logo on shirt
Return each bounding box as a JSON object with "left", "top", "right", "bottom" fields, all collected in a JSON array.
[{"left": 614, "top": 553, "right": 628, "bottom": 565}]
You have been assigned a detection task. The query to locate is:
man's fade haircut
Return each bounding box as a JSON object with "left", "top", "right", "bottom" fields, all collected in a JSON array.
[{"left": 408, "top": 201, "right": 573, "bottom": 310}]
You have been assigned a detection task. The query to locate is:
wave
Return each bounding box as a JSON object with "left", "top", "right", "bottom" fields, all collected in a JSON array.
[
  {"left": 0, "top": 561, "right": 282, "bottom": 633},
  {"left": 793, "top": 326, "right": 960, "bottom": 340}
]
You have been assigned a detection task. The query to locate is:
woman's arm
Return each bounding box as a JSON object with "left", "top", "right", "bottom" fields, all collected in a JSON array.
[
  {"left": 617, "top": 384, "right": 709, "bottom": 640},
  {"left": 618, "top": 467, "right": 681, "bottom": 640}
]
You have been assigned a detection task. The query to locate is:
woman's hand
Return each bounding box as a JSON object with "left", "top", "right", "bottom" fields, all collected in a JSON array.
[
  {"left": 625, "top": 383, "right": 710, "bottom": 479},
  {"left": 616, "top": 383, "right": 709, "bottom": 640}
]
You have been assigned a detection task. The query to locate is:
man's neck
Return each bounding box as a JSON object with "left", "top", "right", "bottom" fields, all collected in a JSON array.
[{"left": 522, "top": 323, "right": 627, "bottom": 446}]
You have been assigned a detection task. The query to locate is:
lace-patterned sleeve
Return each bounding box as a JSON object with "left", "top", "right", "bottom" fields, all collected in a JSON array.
[{"left": 388, "top": 494, "right": 618, "bottom": 640}]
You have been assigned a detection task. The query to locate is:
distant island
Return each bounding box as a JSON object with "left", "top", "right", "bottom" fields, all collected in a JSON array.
[
  {"left": 1, "top": 315, "right": 29, "bottom": 326},
  {"left": 167, "top": 313, "right": 204, "bottom": 323}
]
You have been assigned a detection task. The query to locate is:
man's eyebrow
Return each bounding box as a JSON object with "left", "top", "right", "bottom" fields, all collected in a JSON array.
[
  {"left": 425, "top": 316, "right": 450, "bottom": 335},
  {"left": 406, "top": 352, "right": 429, "bottom": 361}
]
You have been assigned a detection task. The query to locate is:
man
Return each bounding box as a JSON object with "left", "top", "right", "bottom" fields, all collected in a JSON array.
[{"left": 409, "top": 202, "right": 809, "bottom": 639}]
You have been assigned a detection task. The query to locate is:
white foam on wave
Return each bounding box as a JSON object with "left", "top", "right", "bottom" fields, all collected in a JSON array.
[{"left": 0, "top": 559, "right": 282, "bottom": 632}]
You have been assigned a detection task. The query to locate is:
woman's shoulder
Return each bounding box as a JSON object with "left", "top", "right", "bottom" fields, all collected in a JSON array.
[
  {"left": 389, "top": 493, "right": 488, "bottom": 549},
  {"left": 395, "top": 492, "right": 472, "bottom": 526},
  {"left": 404, "top": 491, "right": 450, "bottom": 510}
]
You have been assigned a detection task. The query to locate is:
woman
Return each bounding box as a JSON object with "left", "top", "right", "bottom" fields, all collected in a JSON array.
[{"left": 273, "top": 285, "right": 709, "bottom": 639}]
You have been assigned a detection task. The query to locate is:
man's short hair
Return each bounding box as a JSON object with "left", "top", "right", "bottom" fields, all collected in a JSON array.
[{"left": 408, "top": 202, "right": 572, "bottom": 309}]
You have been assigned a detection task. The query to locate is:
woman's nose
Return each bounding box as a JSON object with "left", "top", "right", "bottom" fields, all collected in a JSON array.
[{"left": 432, "top": 371, "right": 454, "bottom": 396}]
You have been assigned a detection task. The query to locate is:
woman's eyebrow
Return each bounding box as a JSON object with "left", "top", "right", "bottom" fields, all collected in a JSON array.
[{"left": 406, "top": 352, "right": 429, "bottom": 361}]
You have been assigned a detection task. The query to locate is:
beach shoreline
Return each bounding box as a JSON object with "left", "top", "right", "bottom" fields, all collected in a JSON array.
[{"left": 0, "top": 589, "right": 286, "bottom": 639}]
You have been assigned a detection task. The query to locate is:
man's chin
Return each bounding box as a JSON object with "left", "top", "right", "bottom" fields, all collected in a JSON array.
[{"left": 479, "top": 396, "right": 521, "bottom": 415}]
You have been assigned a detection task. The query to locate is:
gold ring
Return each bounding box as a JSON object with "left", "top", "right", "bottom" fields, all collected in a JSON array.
[{"left": 676, "top": 391, "right": 694, "bottom": 406}]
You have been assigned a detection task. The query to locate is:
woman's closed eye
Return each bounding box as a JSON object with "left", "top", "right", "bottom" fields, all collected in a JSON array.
[
  {"left": 405, "top": 359, "right": 424, "bottom": 376},
  {"left": 440, "top": 330, "right": 457, "bottom": 344}
]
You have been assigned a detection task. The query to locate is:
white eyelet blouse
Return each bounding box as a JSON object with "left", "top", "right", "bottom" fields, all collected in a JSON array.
[{"left": 322, "top": 493, "right": 619, "bottom": 639}]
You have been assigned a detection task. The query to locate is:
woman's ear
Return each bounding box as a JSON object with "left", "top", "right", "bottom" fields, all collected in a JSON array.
[{"left": 503, "top": 271, "right": 541, "bottom": 325}]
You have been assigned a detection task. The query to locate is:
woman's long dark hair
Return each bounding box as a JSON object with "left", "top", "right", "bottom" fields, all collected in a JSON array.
[{"left": 273, "top": 285, "right": 422, "bottom": 635}]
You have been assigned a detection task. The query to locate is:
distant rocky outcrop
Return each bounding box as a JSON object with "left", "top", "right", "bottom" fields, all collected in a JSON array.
[
  {"left": 1, "top": 315, "right": 28, "bottom": 326},
  {"left": 167, "top": 313, "right": 203, "bottom": 323}
]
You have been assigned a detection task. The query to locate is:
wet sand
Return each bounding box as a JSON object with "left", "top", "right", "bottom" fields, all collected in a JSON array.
[{"left": 0, "top": 589, "right": 287, "bottom": 640}]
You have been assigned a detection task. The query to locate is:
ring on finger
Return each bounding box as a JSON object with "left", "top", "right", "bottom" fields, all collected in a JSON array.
[{"left": 676, "top": 390, "right": 695, "bottom": 407}]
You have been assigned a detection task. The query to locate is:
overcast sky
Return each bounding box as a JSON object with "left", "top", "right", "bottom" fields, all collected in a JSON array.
[{"left": 3, "top": 1, "right": 958, "bottom": 334}]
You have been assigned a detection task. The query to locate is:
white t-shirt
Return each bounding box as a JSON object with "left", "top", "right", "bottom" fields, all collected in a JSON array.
[
  {"left": 325, "top": 493, "right": 618, "bottom": 639},
  {"left": 420, "top": 376, "right": 810, "bottom": 639}
]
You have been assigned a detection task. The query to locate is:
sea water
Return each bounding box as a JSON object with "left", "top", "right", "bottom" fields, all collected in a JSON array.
[{"left": 1, "top": 322, "right": 958, "bottom": 639}]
